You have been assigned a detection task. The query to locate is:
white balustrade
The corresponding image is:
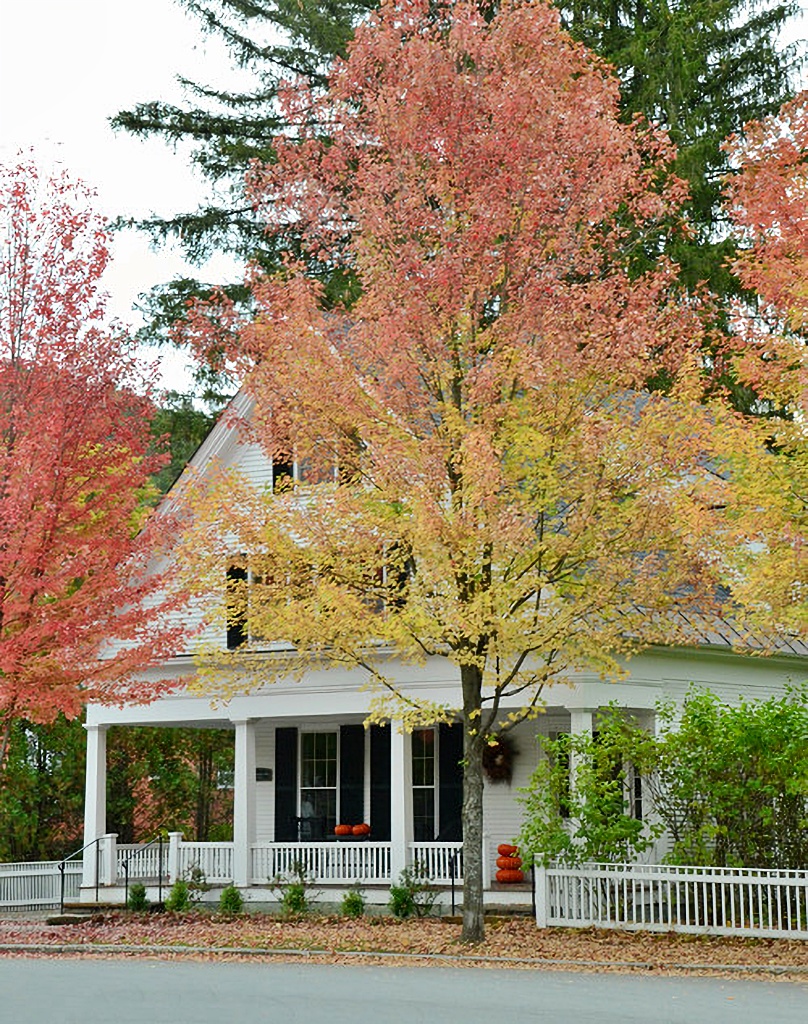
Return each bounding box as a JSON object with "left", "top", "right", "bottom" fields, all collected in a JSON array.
[
  {"left": 408, "top": 842, "right": 463, "bottom": 884},
  {"left": 116, "top": 842, "right": 167, "bottom": 881},
  {"left": 251, "top": 842, "right": 392, "bottom": 885},
  {"left": 178, "top": 842, "right": 234, "bottom": 883}
]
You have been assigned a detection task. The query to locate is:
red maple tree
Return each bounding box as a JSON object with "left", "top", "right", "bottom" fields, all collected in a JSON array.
[{"left": 0, "top": 158, "right": 186, "bottom": 768}]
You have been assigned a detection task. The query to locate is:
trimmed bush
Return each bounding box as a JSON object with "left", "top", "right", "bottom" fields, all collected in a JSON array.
[
  {"left": 219, "top": 884, "right": 244, "bottom": 916},
  {"left": 127, "top": 882, "right": 149, "bottom": 912}
]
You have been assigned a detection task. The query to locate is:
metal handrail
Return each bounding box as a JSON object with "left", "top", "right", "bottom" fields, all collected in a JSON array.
[
  {"left": 121, "top": 833, "right": 167, "bottom": 908},
  {"left": 449, "top": 849, "right": 461, "bottom": 916},
  {"left": 57, "top": 837, "right": 103, "bottom": 914}
]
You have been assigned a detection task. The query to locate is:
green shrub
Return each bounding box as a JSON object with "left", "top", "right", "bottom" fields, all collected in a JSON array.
[
  {"left": 270, "top": 862, "right": 316, "bottom": 918},
  {"left": 127, "top": 882, "right": 149, "bottom": 912},
  {"left": 389, "top": 864, "right": 438, "bottom": 919},
  {"left": 341, "top": 886, "right": 365, "bottom": 919},
  {"left": 165, "top": 878, "right": 191, "bottom": 912},
  {"left": 219, "top": 884, "right": 244, "bottom": 916}
]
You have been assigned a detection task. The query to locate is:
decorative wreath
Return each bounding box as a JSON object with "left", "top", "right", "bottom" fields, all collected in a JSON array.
[{"left": 482, "top": 734, "right": 516, "bottom": 783}]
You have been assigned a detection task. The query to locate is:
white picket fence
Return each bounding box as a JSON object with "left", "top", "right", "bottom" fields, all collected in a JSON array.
[
  {"left": 537, "top": 862, "right": 808, "bottom": 939},
  {"left": 0, "top": 860, "right": 82, "bottom": 909}
]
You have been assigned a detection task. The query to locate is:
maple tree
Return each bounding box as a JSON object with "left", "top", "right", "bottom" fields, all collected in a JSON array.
[
  {"left": 722, "top": 92, "right": 808, "bottom": 629},
  {"left": 0, "top": 158, "right": 186, "bottom": 771},
  {"left": 178, "top": 0, "right": 805, "bottom": 941}
]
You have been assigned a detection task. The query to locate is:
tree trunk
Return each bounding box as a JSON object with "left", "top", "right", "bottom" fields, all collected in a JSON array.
[
  {"left": 0, "top": 713, "right": 12, "bottom": 777},
  {"left": 460, "top": 663, "right": 485, "bottom": 943}
]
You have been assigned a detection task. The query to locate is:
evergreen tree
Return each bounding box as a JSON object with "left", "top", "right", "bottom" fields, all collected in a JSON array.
[
  {"left": 117, "top": 0, "right": 800, "bottom": 406},
  {"left": 556, "top": 0, "right": 800, "bottom": 292}
]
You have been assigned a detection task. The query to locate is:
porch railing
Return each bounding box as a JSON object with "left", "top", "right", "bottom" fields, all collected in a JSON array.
[
  {"left": 409, "top": 842, "right": 463, "bottom": 884},
  {"left": 116, "top": 842, "right": 165, "bottom": 881},
  {"left": 252, "top": 842, "right": 392, "bottom": 884},
  {"left": 179, "top": 842, "right": 234, "bottom": 883},
  {"left": 0, "top": 860, "right": 82, "bottom": 910},
  {"left": 537, "top": 862, "right": 808, "bottom": 939}
]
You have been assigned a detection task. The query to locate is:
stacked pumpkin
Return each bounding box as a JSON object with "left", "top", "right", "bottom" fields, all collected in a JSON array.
[{"left": 495, "top": 843, "right": 524, "bottom": 883}]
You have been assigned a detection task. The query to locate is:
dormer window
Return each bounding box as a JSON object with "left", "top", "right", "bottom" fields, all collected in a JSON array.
[
  {"left": 226, "top": 560, "right": 248, "bottom": 649},
  {"left": 272, "top": 455, "right": 294, "bottom": 491}
]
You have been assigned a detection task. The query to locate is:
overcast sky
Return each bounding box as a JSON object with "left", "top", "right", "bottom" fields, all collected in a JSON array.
[
  {"left": 0, "top": 0, "right": 242, "bottom": 390},
  {"left": 1, "top": 1, "right": 805, "bottom": 391}
]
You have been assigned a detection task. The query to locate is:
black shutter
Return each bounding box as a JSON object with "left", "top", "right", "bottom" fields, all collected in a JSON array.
[
  {"left": 339, "top": 725, "right": 365, "bottom": 825},
  {"left": 438, "top": 723, "right": 464, "bottom": 841},
  {"left": 274, "top": 727, "right": 298, "bottom": 841},
  {"left": 369, "top": 725, "right": 391, "bottom": 841}
]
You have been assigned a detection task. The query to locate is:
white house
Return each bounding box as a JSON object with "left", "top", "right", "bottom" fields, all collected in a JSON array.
[{"left": 80, "top": 393, "right": 808, "bottom": 906}]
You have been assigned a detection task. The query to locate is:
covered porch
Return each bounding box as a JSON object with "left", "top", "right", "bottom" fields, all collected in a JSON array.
[
  {"left": 80, "top": 655, "right": 670, "bottom": 906},
  {"left": 83, "top": 831, "right": 469, "bottom": 905}
]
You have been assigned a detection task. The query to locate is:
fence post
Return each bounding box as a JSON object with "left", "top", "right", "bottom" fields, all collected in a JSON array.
[
  {"left": 167, "top": 832, "right": 183, "bottom": 884},
  {"left": 535, "top": 863, "right": 548, "bottom": 929},
  {"left": 102, "top": 834, "right": 118, "bottom": 886},
  {"left": 481, "top": 833, "right": 490, "bottom": 891}
]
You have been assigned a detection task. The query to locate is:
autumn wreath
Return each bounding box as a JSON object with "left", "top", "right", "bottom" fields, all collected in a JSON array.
[{"left": 482, "top": 734, "right": 516, "bottom": 783}]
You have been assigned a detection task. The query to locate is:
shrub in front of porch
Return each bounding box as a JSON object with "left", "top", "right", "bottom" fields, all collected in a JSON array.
[
  {"left": 389, "top": 865, "right": 439, "bottom": 919},
  {"left": 271, "top": 864, "right": 317, "bottom": 918},
  {"left": 341, "top": 885, "right": 366, "bottom": 919},
  {"left": 219, "top": 885, "right": 244, "bottom": 916},
  {"left": 520, "top": 691, "right": 808, "bottom": 870}
]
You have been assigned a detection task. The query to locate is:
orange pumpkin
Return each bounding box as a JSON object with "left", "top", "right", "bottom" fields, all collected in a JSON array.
[
  {"left": 334, "top": 824, "right": 352, "bottom": 836},
  {"left": 496, "top": 855, "right": 522, "bottom": 870},
  {"left": 352, "top": 822, "right": 371, "bottom": 835},
  {"left": 497, "top": 843, "right": 518, "bottom": 857},
  {"left": 496, "top": 868, "right": 524, "bottom": 884}
]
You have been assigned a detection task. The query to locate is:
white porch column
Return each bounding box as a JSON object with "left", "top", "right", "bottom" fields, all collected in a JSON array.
[
  {"left": 568, "top": 708, "right": 594, "bottom": 808},
  {"left": 82, "top": 724, "right": 107, "bottom": 887},
  {"left": 389, "top": 723, "right": 413, "bottom": 882},
  {"left": 232, "top": 718, "right": 257, "bottom": 888},
  {"left": 569, "top": 708, "right": 594, "bottom": 739}
]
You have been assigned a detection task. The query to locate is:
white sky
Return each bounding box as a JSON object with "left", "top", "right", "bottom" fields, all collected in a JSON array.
[
  {"left": 1, "top": 1, "right": 806, "bottom": 392},
  {"left": 0, "top": 0, "right": 242, "bottom": 392}
]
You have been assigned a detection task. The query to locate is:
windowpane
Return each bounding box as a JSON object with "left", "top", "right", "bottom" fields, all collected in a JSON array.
[
  {"left": 412, "top": 728, "right": 435, "bottom": 786},
  {"left": 412, "top": 728, "right": 436, "bottom": 840},
  {"left": 413, "top": 789, "right": 435, "bottom": 841},
  {"left": 300, "top": 731, "right": 338, "bottom": 835}
]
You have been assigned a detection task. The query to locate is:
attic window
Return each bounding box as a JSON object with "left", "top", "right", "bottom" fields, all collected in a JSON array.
[
  {"left": 226, "top": 561, "right": 248, "bottom": 649},
  {"left": 272, "top": 456, "right": 294, "bottom": 491}
]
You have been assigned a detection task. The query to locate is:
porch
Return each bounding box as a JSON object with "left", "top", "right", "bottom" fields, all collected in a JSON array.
[
  {"left": 79, "top": 832, "right": 520, "bottom": 908},
  {"left": 82, "top": 685, "right": 642, "bottom": 904},
  {"left": 110, "top": 834, "right": 466, "bottom": 889}
]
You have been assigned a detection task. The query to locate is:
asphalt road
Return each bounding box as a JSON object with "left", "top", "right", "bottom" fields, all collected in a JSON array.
[{"left": 0, "top": 959, "right": 805, "bottom": 1024}]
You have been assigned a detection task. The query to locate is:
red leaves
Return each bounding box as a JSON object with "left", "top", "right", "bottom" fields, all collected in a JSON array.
[
  {"left": 0, "top": 159, "right": 186, "bottom": 735},
  {"left": 724, "top": 91, "right": 808, "bottom": 408}
]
